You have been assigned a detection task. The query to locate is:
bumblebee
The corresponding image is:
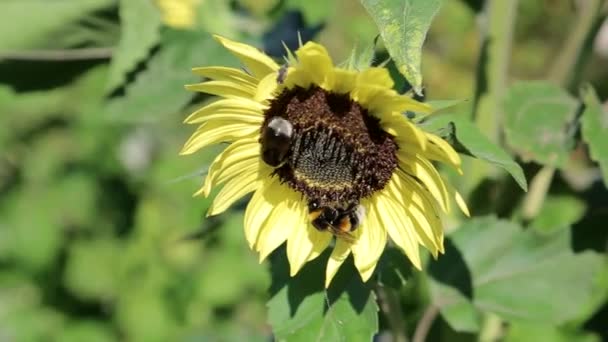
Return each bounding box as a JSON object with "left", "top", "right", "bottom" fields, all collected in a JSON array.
[
  {"left": 307, "top": 200, "right": 365, "bottom": 242},
  {"left": 261, "top": 117, "right": 293, "bottom": 167}
]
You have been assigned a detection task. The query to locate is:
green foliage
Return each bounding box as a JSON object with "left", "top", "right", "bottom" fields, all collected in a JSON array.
[
  {"left": 529, "top": 195, "right": 586, "bottom": 233},
  {"left": 103, "top": 30, "right": 232, "bottom": 122},
  {"left": 105, "top": 0, "right": 162, "bottom": 93},
  {"left": 0, "top": 0, "right": 115, "bottom": 50},
  {"left": 360, "top": 0, "right": 442, "bottom": 94},
  {"left": 581, "top": 85, "right": 608, "bottom": 188},
  {"left": 267, "top": 249, "right": 379, "bottom": 341},
  {"left": 420, "top": 113, "right": 527, "bottom": 191},
  {"left": 504, "top": 81, "right": 579, "bottom": 168},
  {"left": 428, "top": 216, "right": 603, "bottom": 332}
]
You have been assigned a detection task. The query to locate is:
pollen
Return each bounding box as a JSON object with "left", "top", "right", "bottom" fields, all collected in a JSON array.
[{"left": 261, "top": 86, "right": 399, "bottom": 205}]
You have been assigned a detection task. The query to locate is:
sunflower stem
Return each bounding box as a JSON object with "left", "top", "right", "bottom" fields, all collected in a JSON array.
[{"left": 376, "top": 284, "right": 408, "bottom": 342}]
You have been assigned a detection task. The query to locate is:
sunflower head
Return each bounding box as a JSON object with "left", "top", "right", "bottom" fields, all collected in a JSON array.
[{"left": 181, "top": 36, "right": 469, "bottom": 287}]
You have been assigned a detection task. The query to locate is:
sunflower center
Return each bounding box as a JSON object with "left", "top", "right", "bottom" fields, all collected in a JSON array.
[{"left": 261, "top": 86, "right": 398, "bottom": 205}]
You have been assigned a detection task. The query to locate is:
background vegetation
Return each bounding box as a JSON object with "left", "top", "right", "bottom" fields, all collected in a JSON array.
[{"left": 0, "top": 0, "right": 607, "bottom": 341}]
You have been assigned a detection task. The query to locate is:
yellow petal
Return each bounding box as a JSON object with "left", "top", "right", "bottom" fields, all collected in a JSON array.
[
  {"left": 398, "top": 152, "right": 450, "bottom": 213},
  {"left": 213, "top": 35, "right": 279, "bottom": 79},
  {"left": 356, "top": 67, "right": 394, "bottom": 89},
  {"left": 325, "top": 239, "right": 352, "bottom": 288},
  {"left": 287, "top": 218, "right": 332, "bottom": 276},
  {"left": 382, "top": 114, "right": 427, "bottom": 150},
  {"left": 332, "top": 69, "right": 357, "bottom": 94},
  {"left": 424, "top": 133, "right": 462, "bottom": 172},
  {"left": 376, "top": 193, "right": 422, "bottom": 269},
  {"left": 256, "top": 183, "right": 300, "bottom": 261},
  {"left": 254, "top": 73, "right": 278, "bottom": 103},
  {"left": 185, "top": 80, "right": 255, "bottom": 99},
  {"left": 396, "top": 170, "right": 444, "bottom": 251},
  {"left": 244, "top": 179, "right": 276, "bottom": 248},
  {"left": 387, "top": 176, "right": 441, "bottom": 255},
  {"left": 351, "top": 201, "right": 386, "bottom": 282},
  {"left": 445, "top": 181, "right": 470, "bottom": 217},
  {"left": 180, "top": 121, "right": 258, "bottom": 155},
  {"left": 293, "top": 42, "right": 335, "bottom": 89},
  {"left": 184, "top": 98, "right": 265, "bottom": 124},
  {"left": 191, "top": 66, "right": 258, "bottom": 88},
  {"left": 207, "top": 170, "right": 261, "bottom": 216},
  {"left": 202, "top": 136, "right": 261, "bottom": 196}
]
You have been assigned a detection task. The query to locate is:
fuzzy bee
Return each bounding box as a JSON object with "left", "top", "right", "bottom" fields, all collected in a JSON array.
[
  {"left": 308, "top": 200, "right": 365, "bottom": 242},
  {"left": 261, "top": 117, "right": 293, "bottom": 167}
]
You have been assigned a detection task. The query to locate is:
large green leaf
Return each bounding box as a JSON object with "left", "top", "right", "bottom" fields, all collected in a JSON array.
[
  {"left": 0, "top": 0, "right": 114, "bottom": 50},
  {"left": 420, "top": 113, "right": 527, "bottom": 191},
  {"left": 503, "top": 81, "right": 579, "bottom": 168},
  {"left": 360, "top": 0, "right": 442, "bottom": 94},
  {"left": 580, "top": 85, "right": 608, "bottom": 187},
  {"left": 105, "top": 0, "right": 162, "bottom": 92},
  {"left": 529, "top": 195, "right": 586, "bottom": 234},
  {"left": 505, "top": 322, "right": 601, "bottom": 342},
  {"left": 103, "top": 29, "right": 232, "bottom": 122},
  {"left": 428, "top": 216, "right": 603, "bottom": 332},
  {"left": 267, "top": 249, "right": 378, "bottom": 341}
]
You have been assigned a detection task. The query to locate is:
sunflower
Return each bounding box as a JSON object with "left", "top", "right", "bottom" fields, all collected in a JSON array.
[{"left": 181, "top": 36, "right": 469, "bottom": 287}]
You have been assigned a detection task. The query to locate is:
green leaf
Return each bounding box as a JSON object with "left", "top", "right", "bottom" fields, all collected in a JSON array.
[
  {"left": 0, "top": 0, "right": 114, "bottom": 50},
  {"left": 505, "top": 322, "right": 601, "bottom": 342},
  {"left": 64, "top": 239, "right": 122, "bottom": 301},
  {"left": 529, "top": 195, "right": 586, "bottom": 234},
  {"left": 504, "top": 81, "right": 579, "bottom": 168},
  {"left": 103, "top": 29, "right": 232, "bottom": 122},
  {"left": 105, "top": 0, "right": 162, "bottom": 92},
  {"left": 426, "top": 99, "right": 468, "bottom": 113},
  {"left": 428, "top": 216, "right": 603, "bottom": 332},
  {"left": 580, "top": 85, "right": 608, "bottom": 187},
  {"left": 267, "top": 248, "right": 378, "bottom": 341},
  {"left": 56, "top": 321, "right": 116, "bottom": 342},
  {"left": 420, "top": 113, "right": 528, "bottom": 191},
  {"left": 360, "top": 0, "right": 442, "bottom": 94}
]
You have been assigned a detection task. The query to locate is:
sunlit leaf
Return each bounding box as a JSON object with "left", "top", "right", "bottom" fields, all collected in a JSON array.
[
  {"left": 103, "top": 30, "right": 232, "bottom": 122},
  {"left": 580, "top": 85, "right": 608, "bottom": 188},
  {"left": 505, "top": 322, "right": 601, "bottom": 342},
  {"left": 105, "top": 0, "right": 162, "bottom": 92},
  {"left": 0, "top": 0, "right": 114, "bottom": 50},
  {"left": 420, "top": 113, "right": 527, "bottom": 191},
  {"left": 529, "top": 195, "right": 586, "bottom": 234},
  {"left": 428, "top": 216, "right": 603, "bottom": 332},
  {"left": 267, "top": 249, "right": 378, "bottom": 341},
  {"left": 360, "top": 0, "right": 442, "bottom": 94},
  {"left": 504, "top": 81, "right": 579, "bottom": 168}
]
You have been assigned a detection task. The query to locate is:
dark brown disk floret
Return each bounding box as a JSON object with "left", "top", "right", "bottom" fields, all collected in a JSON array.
[{"left": 261, "top": 86, "right": 398, "bottom": 205}]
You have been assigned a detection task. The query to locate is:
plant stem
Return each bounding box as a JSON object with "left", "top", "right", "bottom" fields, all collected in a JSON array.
[
  {"left": 376, "top": 284, "right": 408, "bottom": 342},
  {"left": 473, "top": 0, "right": 519, "bottom": 142},
  {"left": 548, "top": 0, "right": 602, "bottom": 86},
  {"left": 0, "top": 47, "right": 113, "bottom": 61},
  {"left": 412, "top": 304, "right": 439, "bottom": 342},
  {"left": 479, "top": 313, "right": 504, "bottom": 342},
  {"left": 521, "top": 166, "right": 555, "bottom": 220},
  {"left": 464, "top": 0, "right": 519, "bottom": 192}
]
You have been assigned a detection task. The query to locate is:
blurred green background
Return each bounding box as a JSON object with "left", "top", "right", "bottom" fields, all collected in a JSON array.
[{"left": 1, "top": 0, "right": 607, "bottom": 341}]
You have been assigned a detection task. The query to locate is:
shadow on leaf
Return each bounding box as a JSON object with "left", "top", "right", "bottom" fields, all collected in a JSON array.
[{"left": 428, "top": 238, "right": 473, "bottom": 300}]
